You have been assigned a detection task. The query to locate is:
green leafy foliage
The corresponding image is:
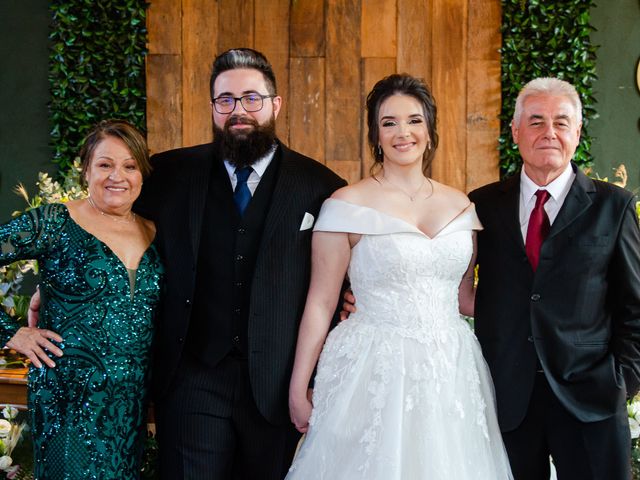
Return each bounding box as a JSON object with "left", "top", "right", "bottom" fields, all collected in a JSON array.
[
  {"left": 49, "top": 0, "right": 148, "bottom": 170},
  {"left": 0, "top": 262, "right": 34, "bottom": 325},
  {"left": 500, "top": 0, "right": 598, "bottom": 178}
]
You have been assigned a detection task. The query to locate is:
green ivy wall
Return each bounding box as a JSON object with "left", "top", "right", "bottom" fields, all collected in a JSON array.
[
  {"left": 499, "top": 0, "right": 597, "bottom": 177},
  {"left": 49, "top": 0, "right": 147, "bottom": 171},
  {"left": 590, "top": 0, "right": 640, "bottom": 193}
]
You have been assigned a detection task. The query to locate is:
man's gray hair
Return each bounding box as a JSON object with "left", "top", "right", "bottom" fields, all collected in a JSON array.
[{"left": 513, "top": 77, "right": 583, "bottom": 124}]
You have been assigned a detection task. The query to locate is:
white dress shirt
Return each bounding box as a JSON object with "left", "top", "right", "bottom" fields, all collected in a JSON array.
[
  {"left": 223, "top": 144, "right": 277, "bottom": 196},
  {"left": 519, "top": 163, "right": 576, "bottom": 241}
]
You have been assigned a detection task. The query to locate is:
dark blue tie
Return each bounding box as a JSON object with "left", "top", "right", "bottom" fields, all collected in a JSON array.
[{"left": 234, "top": 167, "right": 252, "bottom": 215}]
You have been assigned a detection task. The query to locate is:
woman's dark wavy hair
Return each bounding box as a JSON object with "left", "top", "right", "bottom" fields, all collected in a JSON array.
[{"left": 366, "top": 73, "right": 438, "bottom": 174}]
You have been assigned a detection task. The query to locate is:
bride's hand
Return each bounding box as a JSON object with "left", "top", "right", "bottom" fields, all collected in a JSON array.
[{"left": 289, "top": 389, "right": 313, "bottom": 433}]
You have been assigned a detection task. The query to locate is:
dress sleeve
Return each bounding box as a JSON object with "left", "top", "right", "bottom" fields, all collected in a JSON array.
[
  {"left": 0, "top": 205, "right": 66, "bottom": 345},
  {"left": 313, "top": 199, "right": 368, "bottom": 234},
  {"left": 461, "top": 203, "right": 483, "bottom": 231},
  {"left": 313, "top": 198, "right": 424, "bottom": 235}
]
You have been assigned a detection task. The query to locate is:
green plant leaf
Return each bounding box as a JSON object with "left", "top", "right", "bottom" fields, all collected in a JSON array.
[
  {"left": 49, "top": 0, "right": 148, "bottom": 170},
  {"left": 499, "top": 0, "right": 597, "bottom": 177}
]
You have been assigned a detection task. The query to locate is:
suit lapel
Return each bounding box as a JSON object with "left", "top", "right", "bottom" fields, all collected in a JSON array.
[
  {"left": 187, "top": 148, "right": 219, "bottom": 259},
  {"left": 547, "top": 165, "right": 594, "bottom": 240},
  {"left": 260, "top": 143, "right": 298, "bottom": 247},
  {"left": 497, "top": 174, "right": 526, "bottom": 252}
]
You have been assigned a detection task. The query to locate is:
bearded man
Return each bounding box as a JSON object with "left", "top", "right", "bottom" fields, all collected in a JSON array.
[{"left": 135, "top": 48, "right": 345, "bottom": 480}]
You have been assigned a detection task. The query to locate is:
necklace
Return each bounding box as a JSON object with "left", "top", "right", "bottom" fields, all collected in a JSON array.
[
  {"left": 381, "top": 174, "right": 428, "bottom": 202},
  {"left": 87, "top": 197, "right": 136, "bottom": 224}
]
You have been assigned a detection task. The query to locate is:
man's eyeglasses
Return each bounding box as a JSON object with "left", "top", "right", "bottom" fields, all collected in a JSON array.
[{"left": 212, "top": 94, "right": 276, "bottom": 114}]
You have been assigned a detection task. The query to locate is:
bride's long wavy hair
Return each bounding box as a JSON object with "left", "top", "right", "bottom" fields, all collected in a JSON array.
[{"left": 366, "top": 74, "right": 439, "bottom": 176}]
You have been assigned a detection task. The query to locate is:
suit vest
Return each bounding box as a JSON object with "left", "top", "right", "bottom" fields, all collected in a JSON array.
[{"left": 186, "top": 155, "right": 279, "bottom": 366}]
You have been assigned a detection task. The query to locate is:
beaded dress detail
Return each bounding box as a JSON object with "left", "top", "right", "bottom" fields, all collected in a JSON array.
[
  {"left": 0, "top": 204, "right": 163, "bottom": 479},
  {"left": 287, "top": 199, "right": 513, "bottom": 480}
]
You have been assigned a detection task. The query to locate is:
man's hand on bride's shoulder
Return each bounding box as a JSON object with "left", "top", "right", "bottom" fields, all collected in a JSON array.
[
  {"left": 28, "top": 286, "right": 41, "bottom": 328},
  {"left": 339, "top": 289, "right": 357, "bottom": 321}
]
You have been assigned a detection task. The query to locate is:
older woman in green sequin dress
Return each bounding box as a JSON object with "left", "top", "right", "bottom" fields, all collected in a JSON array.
[{"left": 0, "top": 120, "right": 163, "bottom": 479}]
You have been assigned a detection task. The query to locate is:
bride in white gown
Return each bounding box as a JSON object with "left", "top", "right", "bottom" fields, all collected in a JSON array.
[{"left": 286, "top": 74, "right": 513, "bottom": 479}]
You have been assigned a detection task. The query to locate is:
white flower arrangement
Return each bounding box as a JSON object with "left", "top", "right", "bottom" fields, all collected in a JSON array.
[
  {"left": 629, "top": 396, "right": 640, "bottom": 478},
  {"left": 0, "top": 407, "right": 28, "bottom": 478},
  {"left": 12, "top": 159, "right": 86, "bottom": 215},
  {"left": 629, "top": 398, "right": 640, "bottom": 439}
]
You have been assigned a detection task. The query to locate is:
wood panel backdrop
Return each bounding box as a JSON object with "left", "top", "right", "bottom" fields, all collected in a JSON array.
[{"left": 146, "top": 0, "right": 501, "bottom": 192}]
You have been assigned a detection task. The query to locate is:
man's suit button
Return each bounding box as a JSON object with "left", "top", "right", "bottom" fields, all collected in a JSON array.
[
  {"left": 530, "top": 294, "right": 541, "bottom": 301},
  {"left": 233, "top": 336, "right": 240, "bottom": 343},
  {"left": 527, "top": 336, "right": 534, "bottom": 342},
  {"left": 234, "top": 308, "right": 241, "bottom": 314},
  {"left": 185, "top": 299, "right": 191, "bottom": 306},
  {"left": 237, "top": 228, "right": 246, "bottom": 235},
  {"left": 178, "top": 337, "right": 184, "bottom": 343},
  {"left": 236, "top": 254, "right": 244, "bottom": 261},
  {"left": 235, "top": 282, "right": 243, "bottom": 287}
]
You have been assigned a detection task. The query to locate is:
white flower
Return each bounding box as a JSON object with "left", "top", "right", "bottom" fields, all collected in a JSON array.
[
  {"left": 629, "top": 417, "right": 640, "bottom": 439},
  {"left": 0, "top": 455, "right": 13, "bottom": 471},
  {"left": 0, "top": 421, "right": 11, "bottom": 439},
  {"left": 629, "top": 401, "right": 640, "bottom": 419},
  {"left": 2, "top": 408, "right": 17, "bottom": 421}
]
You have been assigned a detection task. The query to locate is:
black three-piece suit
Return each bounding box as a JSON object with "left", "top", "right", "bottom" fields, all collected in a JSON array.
[
  {"left": 136, "top": 141, "right": 345, "bottom": 479},
  {"left": 470, "top": 164, "right": 640, "bottom": 479}
]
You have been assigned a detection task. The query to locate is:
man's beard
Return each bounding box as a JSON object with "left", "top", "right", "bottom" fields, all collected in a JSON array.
[{"left": 213, "top": 114, "right": 277, "bottom": 169}]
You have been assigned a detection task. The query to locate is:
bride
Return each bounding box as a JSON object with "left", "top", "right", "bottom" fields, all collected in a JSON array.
[{"left": 285, "top": 74, "right": 513, "bottom": 479}]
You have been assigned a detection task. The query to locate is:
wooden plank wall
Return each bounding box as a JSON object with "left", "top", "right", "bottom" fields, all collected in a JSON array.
[{"left": 147, "top": 0, "right": 501, "bottom": 192}]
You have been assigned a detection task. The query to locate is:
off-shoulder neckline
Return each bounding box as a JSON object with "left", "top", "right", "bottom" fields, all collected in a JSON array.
[{"left": 322, "top": 198, "right": 477, "bottom": 239}]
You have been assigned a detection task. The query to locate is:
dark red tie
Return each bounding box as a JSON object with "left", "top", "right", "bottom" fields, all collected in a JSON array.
[{"left": 525, "top": 190, "right": 551, "bottom": 271}]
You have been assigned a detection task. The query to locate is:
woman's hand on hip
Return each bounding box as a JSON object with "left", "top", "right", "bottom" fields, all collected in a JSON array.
[{"left": 6, "top": 327, "right": 63, "bottom": 368}]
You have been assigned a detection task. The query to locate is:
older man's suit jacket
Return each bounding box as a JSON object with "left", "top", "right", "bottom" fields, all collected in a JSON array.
[
  {"left": 470, "top": 164, "right": 640, "bottom": 432},
  {"left": 136, "top": 141, "right": 346, "bottom": 425}
]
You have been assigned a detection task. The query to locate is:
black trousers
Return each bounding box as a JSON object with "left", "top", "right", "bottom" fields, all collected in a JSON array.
[
  {"left": 502, "top": 372, "right": 631, "bottom": 480},
  {"left": 156, "top": 353, "right": 301, "bottom": 480}
]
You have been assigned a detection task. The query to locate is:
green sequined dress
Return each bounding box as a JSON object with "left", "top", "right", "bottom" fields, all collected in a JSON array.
[{"left": 0, "top": 204, "right": 163, "bottom": 479}]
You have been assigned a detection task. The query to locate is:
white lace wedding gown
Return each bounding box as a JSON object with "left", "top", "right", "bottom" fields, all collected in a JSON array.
[{"left": 287, "top": 199, "right": 513, "bottom": 479}]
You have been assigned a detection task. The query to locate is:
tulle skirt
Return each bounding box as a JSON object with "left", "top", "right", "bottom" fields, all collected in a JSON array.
[{"left": 286, "top": 318, "right": 513, "bottom": 480}]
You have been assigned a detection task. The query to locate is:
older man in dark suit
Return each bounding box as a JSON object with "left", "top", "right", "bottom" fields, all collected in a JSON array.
[
  {"left": 136, "top": 48, "right": 345, "bottom": 479},
  {"left": 470, "top": 77, "right": 640, "bottom": 480}
]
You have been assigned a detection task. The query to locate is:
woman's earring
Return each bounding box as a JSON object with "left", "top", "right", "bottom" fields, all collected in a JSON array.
[{"left": 377, "top": 145, "right": 382, "bottom": 157}]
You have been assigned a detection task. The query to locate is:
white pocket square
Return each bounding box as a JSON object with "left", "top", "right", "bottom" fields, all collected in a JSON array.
[{"left": 299, "top": 212, "right": 315, "bottom": 231}]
